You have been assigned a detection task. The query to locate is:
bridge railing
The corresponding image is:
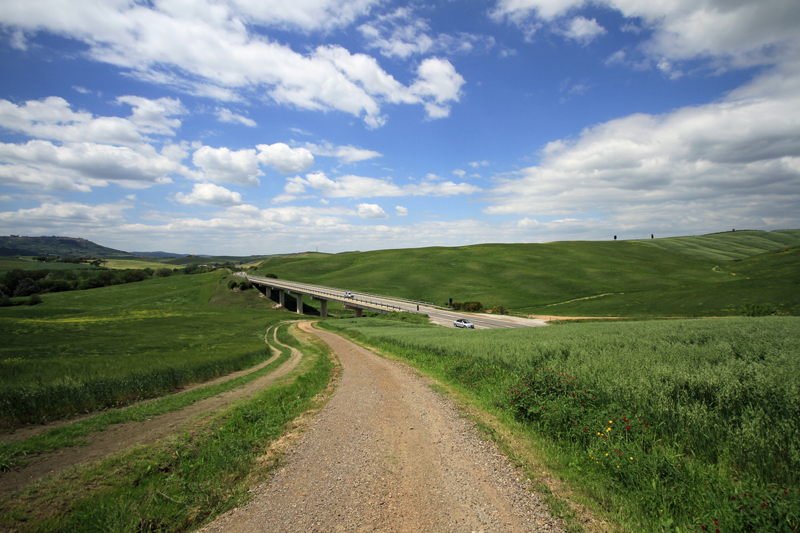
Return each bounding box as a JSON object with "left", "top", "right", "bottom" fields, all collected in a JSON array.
[
  {"left": 245, "top": 276, "right": 407, "bottom": 313},
  {"left": 242, "top": 275, "right": 449, "bottom": 313}
]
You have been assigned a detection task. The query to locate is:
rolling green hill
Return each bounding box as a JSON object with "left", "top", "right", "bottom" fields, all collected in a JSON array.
[
  {"left": 637, "top": 229, "right": 800, "bottom": 260},
  {"left": 256, "top": 230, "right": 800, "bottom": 317}
]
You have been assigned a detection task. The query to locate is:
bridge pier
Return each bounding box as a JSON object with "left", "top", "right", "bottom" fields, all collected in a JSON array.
[
  {"left": 296, "top": 293, "right": 303, "bottom": 314},
  {"left": 310, "top": 295, "right": 328, "bottom": 318},
  {"left": 255, "top": 284, "right": 271, "bottom": 297},
  {"left": 343, "top": 304, "right": 363, "bottom": 318},
  {"left": 277, "top": 289, "right": 284, "bottom": 307}
]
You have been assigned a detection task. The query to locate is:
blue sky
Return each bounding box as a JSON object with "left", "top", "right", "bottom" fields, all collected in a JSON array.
[{"left": 1, "top": 0, "right": 798, "bottom": 255}]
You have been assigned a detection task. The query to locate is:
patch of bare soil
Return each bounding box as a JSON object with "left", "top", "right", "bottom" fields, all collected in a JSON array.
[
  {"left": 200, "top": 322, "right": 565, "bottom": 533},
  {"left": 0, "top": 323, "right": 305, "bottom": 498}
]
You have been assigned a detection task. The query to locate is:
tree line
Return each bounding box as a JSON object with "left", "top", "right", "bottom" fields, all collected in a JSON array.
[{"left": 0, "top": 263, "right": 223, "bottom": 306}]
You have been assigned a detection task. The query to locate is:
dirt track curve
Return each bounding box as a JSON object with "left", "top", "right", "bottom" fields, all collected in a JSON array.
[
  {"left": 200, "top": 322, "right": 564, "bottom": 533},
  {"left": 0, "top": 323, "right": 304, "bottom": 497}
]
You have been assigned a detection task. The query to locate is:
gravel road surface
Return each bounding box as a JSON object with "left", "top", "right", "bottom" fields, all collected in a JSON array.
[{"left": 200, "top": 322, "right": 564, "bottom": 533}]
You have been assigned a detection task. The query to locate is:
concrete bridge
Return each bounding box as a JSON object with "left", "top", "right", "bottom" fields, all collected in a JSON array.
[
  {"left": 236, "top": 273, "right": 547, "bottom": 330},
  {"left": 238, "top": 273, "right": 422, "bottom": 318}
]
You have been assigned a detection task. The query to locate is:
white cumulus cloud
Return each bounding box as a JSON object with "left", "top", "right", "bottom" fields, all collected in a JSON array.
[
  {"left": 0, "top": 140, "right": 186, "bottom": 189},
  {"left": 485, "top": 65, "right": 800, "bottom": 233},
  {"left": 0, "top": 1, "right": 466, "bottom": 127},
  {"left": 0, "top": 96, "right": 185, "bottom": 146},
  {"left": 257, "top": 143, "right": 314, "bottom": 174},
  {"left": 192, "top": 146, "right": 262, "bottom": 187},
  {"left": 561, "top": 17, "right": 606, "bottom": 45},
  {"left": 492, "top": 0, "right": 800, "bottom": 70},
  {"left": 0, "top": 201, "right": 131, "bottom": 233},
  {"left": 357, "top": 203, "right": 388, "bottom": 219},
  {"left": 174, "top": 183, "right": 243, "bottom": 206}
]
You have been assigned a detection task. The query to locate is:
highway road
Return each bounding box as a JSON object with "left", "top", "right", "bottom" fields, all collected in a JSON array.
[{"left": 238, "top": 273, "right": 546, "bottom": 330}]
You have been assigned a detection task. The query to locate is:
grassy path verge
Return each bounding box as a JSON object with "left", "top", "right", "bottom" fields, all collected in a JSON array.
[
  {"left": 0, "top": 323, "right": 290, "bottom": 477},
  {"left": 0, "top": 320, "right": 329, "bottom": 501},
  {"left": 0, "top": 320, "right": 336, "bottom": 532}
]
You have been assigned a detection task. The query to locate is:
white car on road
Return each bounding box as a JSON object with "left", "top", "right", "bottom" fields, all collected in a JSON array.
[
  {"left": 344, "top": 291, "right": 354, "bottom": 298},
  {"left": 454, "top": 318, "right": 475, "bottom": 329}
]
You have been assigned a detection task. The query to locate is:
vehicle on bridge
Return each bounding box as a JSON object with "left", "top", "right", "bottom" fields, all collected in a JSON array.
[
  {"left": 344, "top": 291, "right": 354, "bottom": 298},
  {"left": 454, "top": 318, "right": 475, "bottom": 329}
]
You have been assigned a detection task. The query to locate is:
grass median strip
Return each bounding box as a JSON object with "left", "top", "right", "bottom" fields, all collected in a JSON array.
[
  {"left": 0, "top": 321, "right": 336, "bottom": 532},
  {"left": 0, "top": 323, "right": 293, "bottom": 472}
]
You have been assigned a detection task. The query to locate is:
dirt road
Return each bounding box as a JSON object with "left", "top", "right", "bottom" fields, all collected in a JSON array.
[
  {"left": 201, "top": 322, "right": 563, "bottom": 533},
  {"left": 0, "top": 323, "right": 305, "bottom": 498}
]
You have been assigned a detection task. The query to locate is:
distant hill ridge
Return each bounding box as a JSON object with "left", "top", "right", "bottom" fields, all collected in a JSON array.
[
  {"left": 3, "top": 229, "right": 799, "bottom": 262},
  {"left": 0, "top": 236, "right": 130, "bottom": 258},
  {"left": 0, "top": 236, "right": 275, "bottom": 263},
  {"left": 129, "top": 251, "right": 188, "bottom": 258}
]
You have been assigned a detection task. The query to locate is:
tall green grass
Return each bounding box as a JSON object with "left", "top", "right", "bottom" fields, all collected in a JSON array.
[
  {"left": 323, "top": 316, "right": 800, "bottom": 532},
  {"left": 0, "top": 272, "right": 282, "bottom": 427}
]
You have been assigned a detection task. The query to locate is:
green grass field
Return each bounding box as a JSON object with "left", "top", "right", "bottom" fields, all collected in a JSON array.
[
  {"left": 0, "top": 271, "right": 283, "bottom": 426},
  {"left": 322, "top": 316, "right": 800, "bottom": 532},
  {"left": 0, "top": 257, "right": 103, "bottom": 272},
  {"left": 101, "top": 258, "right": 174, "bottom": 270},
  {"left": 256, "top": 230, "right": 800, "bottom": 317},
  {"left": 638, "top": 229, "right": 800, "bottom": 260}
]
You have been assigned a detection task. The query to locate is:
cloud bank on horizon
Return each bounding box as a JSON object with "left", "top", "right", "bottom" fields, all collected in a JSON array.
[{"left": 0, "top": 0, "right": 798, "bottom": 254}]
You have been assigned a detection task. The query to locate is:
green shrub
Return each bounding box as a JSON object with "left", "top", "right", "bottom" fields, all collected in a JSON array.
[
  {"left": 153, "top": 267, "right": 173, "bottom": 278},
  {"left": 26, "top": 294, "right": 42, "bottom": 306},
  {"left": 463, "top": 301, "right": 483, "bottom": 312},
  {"left": 742, "top": 303, "right": 777, "bottom": 316},
  {"left": 491, "top": 305, "right": 509, "bottom": 315},
  {"left": 13, "top": 278, "right": 39, "bottom": 297}
]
